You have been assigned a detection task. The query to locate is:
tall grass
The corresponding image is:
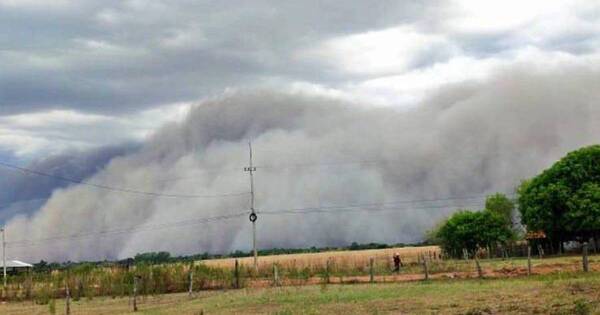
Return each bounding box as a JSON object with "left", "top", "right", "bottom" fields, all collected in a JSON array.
[{"left": 4, "top": 246, "right": 589, "bottom": 303}]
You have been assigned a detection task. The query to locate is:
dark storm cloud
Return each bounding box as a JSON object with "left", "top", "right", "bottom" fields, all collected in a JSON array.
[
  {"left": 4, "top": 59, "right": 600, "bottom": 261},
  {"left": 0, "top": 142, "right": 138, "bottom": 223},
  {"left": 0, "top": 0, "right": 434, "bottom": 115}
]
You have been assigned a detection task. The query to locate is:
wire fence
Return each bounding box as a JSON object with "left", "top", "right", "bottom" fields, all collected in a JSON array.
[{"left": 1, "top": 243, "right": 597, "bottom": 315}]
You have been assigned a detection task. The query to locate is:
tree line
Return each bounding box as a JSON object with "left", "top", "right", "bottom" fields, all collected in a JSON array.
[
  {"left": 431, "top": 145, "right": 600, "bottom": 257},
  {"left": 32, "top": 242, "right": 414, "bottom": 272}
]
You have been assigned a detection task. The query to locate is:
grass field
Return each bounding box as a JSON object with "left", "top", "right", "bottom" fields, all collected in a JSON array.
[
  {"left": 2, "top": 270, "right": 599, "bottom": 314},
  {"left": 202, "top": 246, "right": 440, "bottom": 273},
  {"left": 2, "top": 254, "right": 600, "bottom": 314}
]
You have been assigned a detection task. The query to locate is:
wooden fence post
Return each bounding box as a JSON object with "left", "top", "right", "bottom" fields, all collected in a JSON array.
[
  {"left": 234, "top": 259, "right": 240, "bottom": 289},
  {"left": 369, "top": 257, "right": 374, "bottom": 283},
  {"left": 422, "top": 255, "right": 429, "bottom": 281},
  {"left": 133, "top": 276, "right": 139, "bottom": 312},
  {"left": 527, "top": 246, "right": 532, "bottom": 276},
  {"left": 65, "top": 279, "right": 71, "bottom": 315},
  {"left": 583, "top": 242, "right": 589, "bottom": 272},
  {"left": 188, "top": 266, "right": 194, "bottom": 297},
  {"left": 325, "top": 259, "right": 331, "bottom": 284},
  {"left": 475, "top": 257, "right": 483, "bottom": 278},
  {"left": 273, "top": 264, "right": 280, "bottom": 286}
]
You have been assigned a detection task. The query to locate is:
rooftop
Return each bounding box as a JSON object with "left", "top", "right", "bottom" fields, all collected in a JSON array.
[{"left": 0, "top": 260, "right": 33, "bottom": 268}]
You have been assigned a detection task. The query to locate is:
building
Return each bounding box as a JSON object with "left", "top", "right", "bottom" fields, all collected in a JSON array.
[{"left": 0, "top": 260, "right": 33, "bottom": 274}]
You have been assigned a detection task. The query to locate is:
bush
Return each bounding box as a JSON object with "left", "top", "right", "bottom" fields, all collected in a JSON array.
[{"left": 436, "top": 209, "right": 513, "bottom": 257}]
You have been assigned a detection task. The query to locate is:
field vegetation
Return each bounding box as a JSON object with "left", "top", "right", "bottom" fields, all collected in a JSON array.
[{"left": 2, "top": 263, "right": 600, "bottom": 314}]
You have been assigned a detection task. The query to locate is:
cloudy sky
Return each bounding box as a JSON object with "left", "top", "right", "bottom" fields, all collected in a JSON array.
[
  {"left": 1, "top": 1, "right": 600, "bottom": 261},
  {"left": 2, "top": 0, "right": 599, "bottom": 158}
]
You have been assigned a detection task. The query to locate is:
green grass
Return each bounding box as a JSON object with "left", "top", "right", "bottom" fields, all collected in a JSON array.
[{"left": 3, "top": 270, "right": 600, "bottom": 314}]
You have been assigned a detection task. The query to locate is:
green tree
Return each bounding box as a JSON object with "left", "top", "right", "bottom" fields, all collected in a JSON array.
[
  {"left": 436, "top": 210, "right": 513, "bottom": 257},
  {"left": 518, "top": 145, "right": 600, "bottom": 252},
  {"left": 134, "top": 251, "right": 172, "bottom": 264},
  {"left": 485, "top": 193, "right": 515, "bottom": 226},
  {"left": 424, "top": 218, "right": 447, "bottom": 245}
]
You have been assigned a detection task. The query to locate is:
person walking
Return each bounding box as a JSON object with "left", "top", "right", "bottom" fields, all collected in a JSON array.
[{"left": 393, "top": 253, "right": 402, "bottom": 273}]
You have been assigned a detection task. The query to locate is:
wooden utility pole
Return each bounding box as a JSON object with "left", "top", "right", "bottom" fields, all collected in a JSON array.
[{"left": 245, "top": 141, "right": 258, "bottom": 272}]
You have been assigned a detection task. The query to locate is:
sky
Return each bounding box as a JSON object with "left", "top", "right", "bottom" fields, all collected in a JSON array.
[
  {"left": 2, "top": 0, "right": 599, "bottom": 158},
  {"left": 1, "top": 1, "right": 600, "bottom": 261}
]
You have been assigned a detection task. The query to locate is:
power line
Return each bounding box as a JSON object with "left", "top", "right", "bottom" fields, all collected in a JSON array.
[
  {"left": 0, "top": 162, "right": 249, "bottom": 199},
  {"left": 5, "top": 201, "right": 485, "bottom": 249},
  {"left": 258, "top": 192, "right": 514, "bottom": 214},
  {"left": 254, "top": 158, "right": 401, "bottom": 170},
  {"left": 260, "top": 201, "right": 486, "bottom": 216},
  {"left": 7, "top": 211, "right": 249, "bottom": 248},
  {"left": 4, "top": 193, "right": 512, "bottom": 248}
]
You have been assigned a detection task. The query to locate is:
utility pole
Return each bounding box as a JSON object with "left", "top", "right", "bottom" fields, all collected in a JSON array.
[
  {"left": 1, "top": 227, "right": 6, "bottom": 288},
  {"left": 244, "top": 141, "right": 258, "bottom": 272}
]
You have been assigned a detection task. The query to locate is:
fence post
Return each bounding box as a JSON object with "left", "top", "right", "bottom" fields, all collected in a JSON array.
[
  {"left": 65, "top": 279, "right": 71, "bottom": 315},
  {"left": 369, "top": 257, "right": 374, "bottom": 283},
  {"left": 583, "top": 242, "right": 589, "bottom": 272},
  {"left": 133, "top": 275, "right": 139, "bottom": 312},
  {"left": 422, "top": 255, "right": 429, "bottom": 281},
  {"left": 234, "top": 259, "right": 240, "bottom": 289},
  {"left": 325, "top": 259, "right": 331, "bottom": 284},
  {"left": 273, "top": 264, "right": 280, "bottom": 286},
  {"left": 475, "top": 257, "right": 483, "bottom": 278},
  {"left": 188, "top": 266, "right": 194, "bottom": 297},
  {"left": 527, "top": 246, "right": 532, "bottom": 276}
]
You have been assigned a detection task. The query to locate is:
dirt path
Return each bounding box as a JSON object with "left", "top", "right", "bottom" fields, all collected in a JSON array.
[{"left": 240, "top": 260, "right": 597, "bottom": 288}]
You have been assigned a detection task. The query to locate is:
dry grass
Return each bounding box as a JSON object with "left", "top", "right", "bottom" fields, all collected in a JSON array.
[{"left": 201, "top": 246, "right": 440, "bottom": 274}]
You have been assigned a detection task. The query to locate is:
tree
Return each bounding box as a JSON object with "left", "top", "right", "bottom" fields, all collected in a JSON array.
[
  {"left": 436, "top": 210, "right": 513, "bottom": 257},
  {"left": 424, "top": 218, "right": 447, "bottom": 245},
  {"left": 485, "top": 193, "right": 515, "bottom": 226},
  {"left": 134, "top": 251, "right": 172, "bottom": 264},
  {"left": 518, "top": 145, "right": 600, "bottom": 252}
]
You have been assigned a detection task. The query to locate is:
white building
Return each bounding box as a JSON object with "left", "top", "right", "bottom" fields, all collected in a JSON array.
[{"left": 0, "top": 260, "right": 33, "bottom": 274}]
